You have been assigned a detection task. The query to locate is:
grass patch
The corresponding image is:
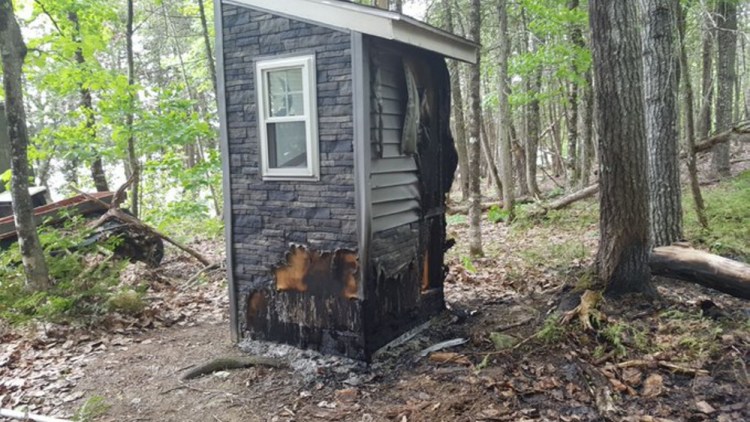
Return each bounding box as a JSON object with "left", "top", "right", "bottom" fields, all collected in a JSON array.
[
  {"left": 0, "top": 220, "right": 128, "bottom": 325},
  {"left": 684, "top": 170, "right": 750, "bottom": 260}
]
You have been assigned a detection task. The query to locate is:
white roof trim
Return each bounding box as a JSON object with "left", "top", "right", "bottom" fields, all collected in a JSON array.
[{"left": 222, "top": 0, "right": 478, "bottom": 63}]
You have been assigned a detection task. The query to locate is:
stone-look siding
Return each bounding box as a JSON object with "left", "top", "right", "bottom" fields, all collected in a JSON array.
[{"left": 222, "top": 5, "right": 359, "bottom": 354}]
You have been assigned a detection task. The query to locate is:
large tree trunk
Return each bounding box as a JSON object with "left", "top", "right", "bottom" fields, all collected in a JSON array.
[
  {"left": 0, "top": 0, "right": 51, "bottom": 290},
  {"left": 68, "top": 11, "right": 109, "bottom": 192},
  {"left": 650, "top": 246, "right": 750, "bottom": 300},
  {"left": 712, "top": 0, "right": 737, "bottom": 178},
  {"left": 467, "top": 0, "right": 483, "bottom": 257},
  {"left": 444, "top": 1, "right": 470, "bottom": 202},
  {"left": 642, "top": 0, "right": 682, "bottom": 246},
  {"left": 590, "top": 0, "right": 654, "bottom": 296},
  {"left": 497, "top": 0, "right": 514, "bottom": 220},
  {"left": 126, "top": 0, "right": 140, "bottom": 218},
  {"left": 676, "top": 1, "right": 709, "bottom": 229}
]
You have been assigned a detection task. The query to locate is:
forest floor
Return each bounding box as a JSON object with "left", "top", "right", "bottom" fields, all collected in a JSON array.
[{"left": 1, "top": 150, "right": 749, "bottom": 422}]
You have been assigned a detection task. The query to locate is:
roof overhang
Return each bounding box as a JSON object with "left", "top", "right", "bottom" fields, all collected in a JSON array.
[{"left": 222, "top": 0, "right": 478, "bottom": 64}]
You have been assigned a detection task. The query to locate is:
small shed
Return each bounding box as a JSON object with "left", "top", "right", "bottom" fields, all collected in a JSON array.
[{"left": 215, "top": 0, "right": 478, "bottom": 360}]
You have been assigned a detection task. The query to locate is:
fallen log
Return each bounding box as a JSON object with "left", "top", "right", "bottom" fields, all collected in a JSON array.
[
  {"left": 530, "top": 184, "right": 599, "bottom": 217},
  {"left": 680, "top": 120, "right": 750, "bottom": 158},
  {"left": 650, "top": 245, "right": 750, "bottom": 300}
]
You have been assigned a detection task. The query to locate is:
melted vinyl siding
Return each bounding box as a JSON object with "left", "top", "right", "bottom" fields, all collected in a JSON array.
[{"left": 370, "top": 49, "right": 421, "bottom": 233}]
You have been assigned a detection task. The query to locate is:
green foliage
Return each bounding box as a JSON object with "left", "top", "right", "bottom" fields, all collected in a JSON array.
[
  {"left": 446, "top": 214, "right": 467, "bottom": 226},
  {"left": 487, "top": 204, "right": 511, "bottom": 223},
  {"left": 599, "top": 321, "right": 649, "bottom": 358},
  {"left": 107, "top": 289, "right": 145, "bottom": 315},
  {"left": 537, "top": 315, "right": 565, "bottom": 344},
  {"left": 0, "top": 220, "right": 127, "bottom": 325},
  {"left": 0, "top": 169, "right": 10, "bottom": 191},
  {"left": 461, "top": 256, "right": 477, "bottom": 273},
  {"left": 684, "top": 171, "right": 750, "bottom": 260},
  {"left": 74, "top": 395, "right": 110, "bottom": 422}
]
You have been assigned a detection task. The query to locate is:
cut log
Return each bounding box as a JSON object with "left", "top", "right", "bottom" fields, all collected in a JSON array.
[{"left": 650, "top": 245, "right": 750, "bottom": 300}]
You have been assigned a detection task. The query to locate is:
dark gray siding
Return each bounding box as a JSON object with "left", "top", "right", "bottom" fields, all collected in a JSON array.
[
  {"left": 369, "top": 49, "right": 421, "bottom": 233},
  {"left": 222, "top": 4, "right": 361, "bottom": 356}
]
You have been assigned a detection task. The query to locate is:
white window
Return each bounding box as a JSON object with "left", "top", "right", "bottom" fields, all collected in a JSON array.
[{"left": 256, "top": 55, "right": 319, "bottom": 180}]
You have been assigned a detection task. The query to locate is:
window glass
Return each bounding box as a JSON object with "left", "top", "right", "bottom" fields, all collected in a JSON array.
[
  {"left": 267, "top": 121, "right": 307, "bottom": 168},
  {"left": 267, "top": 68, "right": 304, "bottom": 117}
]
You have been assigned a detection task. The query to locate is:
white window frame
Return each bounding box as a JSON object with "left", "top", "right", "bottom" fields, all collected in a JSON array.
[{"left": 256, "top": 55, "right": 319, "bottom": 180}]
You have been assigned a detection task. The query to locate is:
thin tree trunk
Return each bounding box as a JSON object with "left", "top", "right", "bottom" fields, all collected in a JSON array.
[
  {"left": 68, "top": 11, "right": 109, "bottom": 192},
  {"left": 642, "top": 0, "right": 682, "bottom": 246},
  {"left": 697, "top": 12, "right": 714, "bottom": 139},
  {"left": 526, "top": 55, "right": 542, "bottom": 196},
  {"left": 467, "top": 0, "right": 483, "bottom": 257},
  {"left": 677, "top": 0, "right": 709, "bottom": 229},
  {"left": 445, "top": 1, "right": 470, "bottom": 201},
  {"left": 126, "top": 0, "right": 140, "bottom": 218},
  {"left": 0, "top": 0, "right": 51, "bottom": 290},
  {"left": 161, "top": 0, "right": 221, "bottom": 217},
  {"left": 590, "top": 0, "right": 654, "bottom": 297},
  {"left": 497, "top": 0, "right": 514, "bottom": 220},
  {"left": 713, "top": 0, "right": 737, "bottom": 178},
  {"left": 480, "top": 112, "right": 503, "bottom": 200},
  {"left": 580, "top": 70, "right": 595, "bottom": 187},
  {"left": 566, "top": 0, "right": 584, "bottom": 188},
  {"left": 197, "top": 0, "right": 218, "bottom": 100}
]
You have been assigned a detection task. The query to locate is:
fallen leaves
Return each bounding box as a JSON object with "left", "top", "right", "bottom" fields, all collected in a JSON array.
[{"left": 642, "top": 373, "right": 665, "bottom": 398}]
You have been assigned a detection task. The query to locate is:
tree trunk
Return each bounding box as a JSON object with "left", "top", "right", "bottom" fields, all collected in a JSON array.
[
  {"left": 525, "top": 40, "right": 542, "bottom": 196},
  {"left": 579, "top": 70, "right": 595, "bottom": 187},
  {"left": 0, "top": 103, "right": 9, "bottom": 191},
  {"left": 642, "top": 0, "right": 682, "bottom": 247},
  {"left": 566, "top": 0, "right": 584, "bottom": 189},
  {"left": 126, "top": 0, "right": 140, "bottom": 218},
  {"left": 676, "top": 1, "right": 709, "bottom": 229},
  {"left": 68, "top": 11, "right": 109, "bottom": 192},
  {"left": 444, "top": 1, "right": 470, "bottom": 202},
  {"left": 480, "top": 112, "right": 503, "bottom": 200},
  {"left": 697, "top": 12, "right": 714, "bottom": 139},
  {"left": 590, "top": 0, "right": 654, "bottom": 297},
  {"left": 712, "top": 0, "right": 737, "bottom": 178},
  {"left": 467, "top": 0, "right": 483, "bottom": 257},
  {"left": 650, "top": 245, "right": 750, "bottom": 300},
  {"left": 497, "top": 0, "right": 514, "bottom": 220},
  {"left": 197, "top": 0, "right": 218, "bottom": 100},
  {"left": 0, "top": 0, "right": 51, "bottom": 290}
]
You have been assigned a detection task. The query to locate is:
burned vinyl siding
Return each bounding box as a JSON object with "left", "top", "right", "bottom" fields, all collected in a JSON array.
[
  {"left": 362, "top": 40, "right": 456, "bottom": 355},
  {"left": 222, "top": 4, "right": 362, "bottom": 357},
  {"left": 369, "top": 48, "right": 421, "bottom": 233}
]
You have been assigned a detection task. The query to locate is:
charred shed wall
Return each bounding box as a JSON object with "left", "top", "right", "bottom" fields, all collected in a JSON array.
[
  {"left": 221, "top": 5, "right": 361, "bottom": 357},
  {"left": 363, "top": 38, "right": 456, "bottom": 354}
]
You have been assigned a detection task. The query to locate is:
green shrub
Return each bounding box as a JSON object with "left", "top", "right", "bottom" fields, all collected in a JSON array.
[{"left": 0, "top": 221, "right": 127, "bottom": 325}]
